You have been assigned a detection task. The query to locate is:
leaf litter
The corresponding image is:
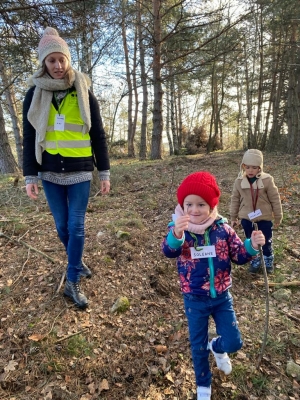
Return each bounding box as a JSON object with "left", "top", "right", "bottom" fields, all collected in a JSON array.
[{"left": 0, "top": 150, "right": 299, "bottom": 399}]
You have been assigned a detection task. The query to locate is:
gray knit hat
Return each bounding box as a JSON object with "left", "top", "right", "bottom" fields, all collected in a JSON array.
[
  {"left": 38, "top": 27, "right": 71, "bottom": 64},
  {"left": 239, "top": 149, "right": 263, "bottom": 177}
]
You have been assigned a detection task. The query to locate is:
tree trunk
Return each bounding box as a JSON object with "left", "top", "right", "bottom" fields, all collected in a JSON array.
[
  {"left": 253, "top": 5, "right": 264, "bottom": 148},
  {"left": 165, "top": 83, "right": 173, "bottom": 155},
  {"left": 151, "top": 0, "right": 163, "bottom": 160},
  {"left": 244, "top": 39, "right": 253, "bottom": 149},
  {"left": 122, "top": 0, "right": 135, "bottom": 157},
  {"left": 138, "top": 0, "right": 148, "bottom": 160},
  {"left": 0, "top": 59, "right": 23, "bottom": 168},
  {"left": 0, "top": 101, "right": 18, "bottom": 174},
  {"left": 177, "top": 91, "right": 183, "bottom": 149},
  {"left": 170, "top": 76, "right": 178, "bottom": 154},
  {"left": 286, "top": 21, "right": 300, "bottom": 155}
]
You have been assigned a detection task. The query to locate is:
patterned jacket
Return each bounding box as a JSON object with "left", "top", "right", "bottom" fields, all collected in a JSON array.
[{"left": 161, "top": 217, "right": 259, "bottom": 297}]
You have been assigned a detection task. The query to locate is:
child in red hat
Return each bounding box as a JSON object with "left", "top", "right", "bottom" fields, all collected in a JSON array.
[{"left": 161, "top": 171, "right": 265, "bottom": 400}]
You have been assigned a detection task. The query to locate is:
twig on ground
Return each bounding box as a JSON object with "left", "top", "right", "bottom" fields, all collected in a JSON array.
[
  {"left": 255, "top": 280, "right": 300, "bottom": 287},
  {"left": 0, "top": 231, "right": 57, "bottom": 263},
  {"left": 12, "top": 248, "right": 30, "bottom": 287},
  {"left": 278, "top": 310, "right": 300, "bottom": 323},
  {"left": 55, "top": 328, "right": 89, "bottom": 343},
  {"left": 45, "top": 307, "right": 67, "bottom": 338},
  {"left": 55, "top": 271, "right": 66, "bottom": 294}
]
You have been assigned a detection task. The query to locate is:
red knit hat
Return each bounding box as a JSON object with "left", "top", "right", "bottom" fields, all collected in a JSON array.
[{"left": 177, "top": 171, "right": 221, "bottom": 209}]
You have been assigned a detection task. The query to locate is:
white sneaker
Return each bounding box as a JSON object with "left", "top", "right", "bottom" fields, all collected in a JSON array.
[
  {"left": 208, "top": 338, "right": 232, "bottom": 375},
  {"left": 197, "top": 386, "right": 211, "bottom": 400}
]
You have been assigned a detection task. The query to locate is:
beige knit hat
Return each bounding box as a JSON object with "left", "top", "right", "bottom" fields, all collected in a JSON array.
[
  {"left": 239, "top": 149, "right": 263, "bottom": 177},
  {"left": 38, "top": 27, "right": 71, "bottom": 64},
  {"left": 242, "top": 149, "right": 263, "bottom": 168}
]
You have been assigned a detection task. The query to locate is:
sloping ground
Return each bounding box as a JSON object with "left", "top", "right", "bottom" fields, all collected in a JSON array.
[{"left": 0, "top": 150, "right": 299, "bottom": 400}]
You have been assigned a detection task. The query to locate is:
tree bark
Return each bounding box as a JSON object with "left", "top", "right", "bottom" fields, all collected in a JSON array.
[
  {"left": 138, "top": 0, "right": 148, "bottom": 160},
  {"left": 0, "top": 101, "right": 18, "bottom": 174},
  {"left": 0, "top": 59, "right": 23, "bottom": 168},
  {"left": 151, "top": 0, "right": 163, "bottom": 160},
  {"left": 122, "top": 0, "right": 135, "bottom": 157}
]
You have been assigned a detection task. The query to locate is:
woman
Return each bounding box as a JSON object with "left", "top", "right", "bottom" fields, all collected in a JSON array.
[{"left": 23, "top": 27, "right": 110, "bottom": 309}]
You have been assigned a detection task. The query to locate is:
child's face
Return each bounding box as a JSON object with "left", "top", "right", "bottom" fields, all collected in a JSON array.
[
  {"left": 183, "top": 194, "right": 211, "bottom": 224},
  {"left": 243, "top": 164, "right": 260, "bottom": 178}
]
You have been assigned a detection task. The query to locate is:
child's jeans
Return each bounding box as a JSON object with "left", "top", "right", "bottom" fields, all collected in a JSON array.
[
  {"left": 183, "top": 290, "right": 242, "bottom": 387},
  {"left": 241, "top": 219, "right": 273, "bottom": 257}
]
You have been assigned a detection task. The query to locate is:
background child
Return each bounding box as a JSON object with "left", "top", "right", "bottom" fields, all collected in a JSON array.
[
  {"left": 161, "top": 171, "right": 265, "bottom": 400},
  {"left": 230, "top": 149, "right": 282, "bottom": 274}
]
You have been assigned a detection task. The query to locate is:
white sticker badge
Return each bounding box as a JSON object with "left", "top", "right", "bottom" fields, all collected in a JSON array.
[
  {"left": 54, "top": 114, "right": 65, "bottom": 131},
  {"left": 190, "top": 246, "right": 216, "bottom": 259},
  {"left": 248, "top": 209, "right": 262, "bottom": 220}
]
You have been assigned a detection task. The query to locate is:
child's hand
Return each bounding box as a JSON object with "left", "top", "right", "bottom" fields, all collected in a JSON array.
[
  {"left": 250, "top": 230, "right": 265, "bottom": 250},
  {"left": 174, "top": 215, "right": 190, "bottom": 238}
]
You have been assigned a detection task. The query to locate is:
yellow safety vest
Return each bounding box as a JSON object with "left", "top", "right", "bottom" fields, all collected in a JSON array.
[{"left": 45, "top": 92, "right": 92, "bottom": 158}]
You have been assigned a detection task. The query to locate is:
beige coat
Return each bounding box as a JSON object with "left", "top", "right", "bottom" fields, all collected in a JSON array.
[{"left": 230, "top": 172, "right": 283, "bottom": 225}]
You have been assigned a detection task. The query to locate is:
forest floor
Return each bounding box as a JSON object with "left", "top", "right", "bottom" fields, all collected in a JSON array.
[{"left": 0, "top": 150, "right": 300, "bottom": 400}]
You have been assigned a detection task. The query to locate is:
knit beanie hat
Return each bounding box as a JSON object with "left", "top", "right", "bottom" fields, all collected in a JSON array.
[
  {"left": 238, "top": 149, "right": 263, "bottom": 178},
  {"left": 242, "top": 149, "right": 263, "bottom": 169},
  {"left": 38, "top": 27, "right": 71, "bottom": 64},
  {"left": 177, "top": 171, "right": 221, "bottom": 209}
]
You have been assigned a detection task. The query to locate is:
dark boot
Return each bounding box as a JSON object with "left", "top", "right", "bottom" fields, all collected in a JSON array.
[
  {"left": 64, "top": 280, "right": 88, "bottom": 309},
  {"left": 79, "top": 262, "right": 92, "bottom": 279}
]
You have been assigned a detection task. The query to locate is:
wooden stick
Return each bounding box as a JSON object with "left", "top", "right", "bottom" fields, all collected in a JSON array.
[
  {"left": 0, "top": 231, "right": 57, "bottom": 263},
  {"left": 54, "top": 328, "right": 89, "bottom": 343},
  {"left": 254, "top": 280, "right": 300, "bottom": 287},
  {"left": 254, "top": 223, "right": 270, "bottom": 370},
  {"left": 55, "top": 271, "right": 66, "bottom": 294}
]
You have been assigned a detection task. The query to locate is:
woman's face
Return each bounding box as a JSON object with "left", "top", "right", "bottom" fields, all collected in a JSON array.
[{"left": 44, "top": 52, "right": 69, "bottom": 79}]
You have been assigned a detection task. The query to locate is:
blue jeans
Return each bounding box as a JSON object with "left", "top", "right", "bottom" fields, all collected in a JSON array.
[
  {"left": 42, "top": 180, "right": 90, "bottom": 283},
  {"left": 183, "top": 291, "right": 243, "bottom": 387},
  {"left": 241, "top": 219, "right": 273, "bottom": 257}
]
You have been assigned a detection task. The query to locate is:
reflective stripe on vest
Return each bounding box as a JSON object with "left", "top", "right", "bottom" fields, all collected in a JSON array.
[{"left": 45, "top": 92, "right": 92, "bottom": 158}]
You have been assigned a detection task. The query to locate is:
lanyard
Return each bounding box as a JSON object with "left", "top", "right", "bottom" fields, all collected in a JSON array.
[
  {"left": 250, "top": 183, "right": 259, "bottom": 212},
  {"left": 54, "top": 90, "right": 68, "bottom": 114},
  {"left": 190, "top": 230, "right": 210, "bottom": 250}
]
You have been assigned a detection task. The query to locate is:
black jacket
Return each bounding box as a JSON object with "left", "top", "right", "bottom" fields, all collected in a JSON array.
[{"left": 22, "top": 86, "right": 110, "bottom": 176}]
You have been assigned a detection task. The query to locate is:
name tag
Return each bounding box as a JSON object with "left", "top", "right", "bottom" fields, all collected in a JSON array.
[
  {"left": 248, "top": 209, "right": 262, "bottom": 220},
  {"left": 54, "top": 114, "right": 65, "bottom": 131},
  {"left": 190, "top": 246, "right": 216, "bottom": 259}
]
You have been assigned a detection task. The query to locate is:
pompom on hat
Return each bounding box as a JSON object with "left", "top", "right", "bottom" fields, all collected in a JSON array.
[
  {"left": 38, "top": 27, "right": 71, "bottom": 64},
  {"left": 177, "top": 171, "right": 221, "bottom": 209}
]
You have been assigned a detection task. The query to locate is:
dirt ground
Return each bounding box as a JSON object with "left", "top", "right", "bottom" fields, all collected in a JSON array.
[{"left": 0, "top": 150, "right": 300, "bottom": 400}]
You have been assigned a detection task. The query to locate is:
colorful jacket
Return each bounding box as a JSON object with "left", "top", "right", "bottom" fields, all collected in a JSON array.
[
  {"left": 161, "top": 217, "right": 259, "bottom": 297},
  {"left": 230, "top": 172, "right": 282, "bottom": 225}
]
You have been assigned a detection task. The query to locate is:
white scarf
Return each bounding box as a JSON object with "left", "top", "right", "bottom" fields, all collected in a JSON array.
[
  {"left": 27, "top": 68, "right": 91, "bottom": 164},
  {"left": 174, "top": 204, "right": 218, "bottom": 234}
]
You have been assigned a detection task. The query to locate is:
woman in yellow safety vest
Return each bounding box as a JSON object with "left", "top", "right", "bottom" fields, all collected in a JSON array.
[{"left": 23, "top": 27, "right": 110, "bottom": 309}]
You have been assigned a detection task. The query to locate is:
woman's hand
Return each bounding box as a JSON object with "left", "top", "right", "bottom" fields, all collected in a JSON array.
[
  {"left": 26, "top": 183, "right": 39, "bottom": 200},
  {"left": 100, "top": 180, "right": 110, "bottom": 194},
  {"left": 250, "top": 230, "right": 265, "bottom": 250}
]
